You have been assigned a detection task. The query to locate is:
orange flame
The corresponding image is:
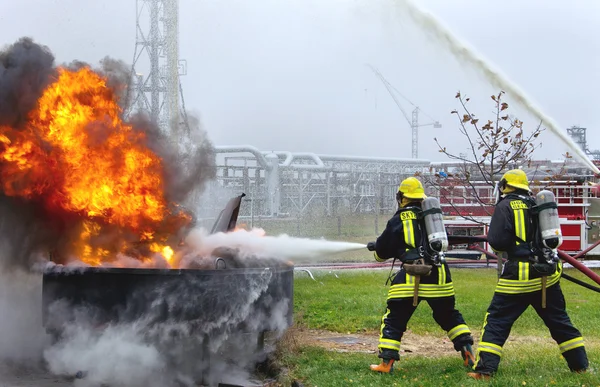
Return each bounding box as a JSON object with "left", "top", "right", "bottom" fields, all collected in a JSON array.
[{"left": 0, "top": 67, "right": 187, "bottom": 266}]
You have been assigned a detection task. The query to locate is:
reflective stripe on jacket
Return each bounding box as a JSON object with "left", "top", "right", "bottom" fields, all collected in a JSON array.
[{"left": 387, "top": 263, "right": 455, "bottom": 299}]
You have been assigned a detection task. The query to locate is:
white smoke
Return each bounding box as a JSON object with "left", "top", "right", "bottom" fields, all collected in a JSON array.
[
  {"left": 41, "top": 258, "right": 290, "bottom": 386},
  {"left": 182, "top": 227, "right": 367, "bottom": 265},
  {"left": 392, "top": 0, "right": 599, "bottom": 174},
  {"left": 44, "top": 325, "right": 168, "bottom": 387},
  {"left": 0, "top": 268, "right": 48, "bottom": 362}
]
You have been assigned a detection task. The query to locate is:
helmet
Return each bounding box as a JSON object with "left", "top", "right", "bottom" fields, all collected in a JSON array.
[
  {"left": 500, "top": 169, "right": 530, "bottom": 192},
  {"left": 397, "top": 177, "right": 426, "bottom": 200}
]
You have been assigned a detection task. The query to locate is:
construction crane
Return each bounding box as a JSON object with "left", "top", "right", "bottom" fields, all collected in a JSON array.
[{"left": 369, "top": 65, "right": 441, "bottom": 159}]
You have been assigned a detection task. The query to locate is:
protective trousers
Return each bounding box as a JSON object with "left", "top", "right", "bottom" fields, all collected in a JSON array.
[
  {"left": 474, "top": 282, "right": 588, "bottom": 374},
  {"left": 378, "top": 296, "right": 473, "bottom": 360}
]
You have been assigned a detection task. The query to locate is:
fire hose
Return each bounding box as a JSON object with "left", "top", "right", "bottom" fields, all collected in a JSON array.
[{"left": 448, "top": 235, "right": 600, "bottom": 293}]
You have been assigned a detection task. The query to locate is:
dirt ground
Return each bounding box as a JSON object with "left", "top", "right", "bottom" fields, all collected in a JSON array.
[
  {"left": 0, "top": 361, "right": 73, "bottom": 387},
  {"left": 288, "top": 327, "right": 460, "bottom": 358}
]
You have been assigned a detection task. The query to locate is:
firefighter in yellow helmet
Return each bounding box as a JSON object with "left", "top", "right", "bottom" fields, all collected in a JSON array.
[
  {"left": 366, "top": 177, "right": 475, "bottom": 373},
  {"left": 468, "top": 169, "right": 588, "bottom": 380}
]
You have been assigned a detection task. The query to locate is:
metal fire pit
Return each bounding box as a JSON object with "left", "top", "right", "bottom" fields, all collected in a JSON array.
[
  {"left": 40, "top": 194, "right": 294, "bottom": 386},
  {"left": 42, "top": 264, "right": 294, "bottom": 336}
]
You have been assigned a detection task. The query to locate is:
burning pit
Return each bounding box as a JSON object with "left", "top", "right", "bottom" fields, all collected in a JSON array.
[{"left": 0, "top": 38, "right": 294, "bottom": 386}]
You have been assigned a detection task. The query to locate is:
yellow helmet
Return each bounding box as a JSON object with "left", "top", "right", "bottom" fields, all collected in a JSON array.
[
  {"left": 500, "top": 169, "right": 530, "bottom": 192},
  {"left": 397, "top": 177, "right": 426, "bottom": 200}
]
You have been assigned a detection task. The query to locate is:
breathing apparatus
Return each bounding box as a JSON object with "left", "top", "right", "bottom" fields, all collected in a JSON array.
[
  {"left": 532, "top": 190, "right": 562, "bottom": 264},
  {"left": 420, "top": 197, "right": 448, "bottom": 266},
  {"left": 495, "top": 169, "right": 562, "bottom": 265}
]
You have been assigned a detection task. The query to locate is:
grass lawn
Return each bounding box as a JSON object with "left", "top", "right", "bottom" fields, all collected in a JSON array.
[{"left": 278, "top": 267, "right": 600, "bottom": 386}]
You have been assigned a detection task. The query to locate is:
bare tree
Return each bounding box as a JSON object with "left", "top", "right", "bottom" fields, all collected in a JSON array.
[
  {"left": 422, "top": 91, "right": 570, "bottom": 223},
  {"left": 421, "top": 91, "right": 572, "bottom": 276}
]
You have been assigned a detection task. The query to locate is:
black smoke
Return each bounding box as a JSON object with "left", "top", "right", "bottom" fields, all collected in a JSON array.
[
  {"left": 0, "top": 37, "right": 55, "bottom": 129},
  {"left": 0, "top": 37, "right": 216, "bottom": 270}
]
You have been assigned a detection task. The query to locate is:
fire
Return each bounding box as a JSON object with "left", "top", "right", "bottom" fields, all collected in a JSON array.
[
  {"left": 0, "top": 67, "right": 188, "bottom": 266},
  {"left": 150, "top": 243, "right": 175, "bottom": 265}
]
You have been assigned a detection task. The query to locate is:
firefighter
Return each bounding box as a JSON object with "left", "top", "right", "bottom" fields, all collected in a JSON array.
[
  {"left": 468, "top": 169, "right": 589, "bottom": 380},
  {"left": 367, "top": 177, "right": 475, "bottom": 373}
]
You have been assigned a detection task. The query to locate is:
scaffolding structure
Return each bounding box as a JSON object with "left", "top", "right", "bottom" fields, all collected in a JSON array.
[
  {"left": 126, "top": 0, "right": 187, "bottom": 139},
  {"left": 567, "top": 126, "right": 600, "bottom": 160},
  {"left": 194, "top": 146, "right": 600, "bottom": 221},
  {"left": 196, "top": 146, "right": 431, "bottom": 219}
]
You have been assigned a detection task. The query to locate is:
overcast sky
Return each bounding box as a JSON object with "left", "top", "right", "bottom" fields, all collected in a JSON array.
[{"left": 1, "top": 0, "right": 598, "bottom": 162}]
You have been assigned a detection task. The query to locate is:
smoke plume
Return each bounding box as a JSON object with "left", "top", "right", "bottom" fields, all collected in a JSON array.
[
  {"left": 0, "top": 37, "right": 55, "bottom": 129},
  {"left": 41, "top": 263, "right": 290, "bottom": 386},
  {"left": 392, "top": 0, "right": 599, "bottom": 174},
  {"left": 0, "top": 36, "right": 218, "bottom": 384},
  {"left": 0, "top": 37, "right": 216, "bottom": 269}
]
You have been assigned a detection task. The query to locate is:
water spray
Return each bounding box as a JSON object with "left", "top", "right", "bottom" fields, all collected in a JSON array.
[
  {"left": 185, "top": 228, "right": 367, "bottom": 264},
  {"left": 394, "top": 0, "right": 600, "bottom": 175}
]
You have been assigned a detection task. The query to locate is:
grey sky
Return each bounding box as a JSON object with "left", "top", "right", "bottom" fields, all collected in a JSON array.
[{"left": 1, "top": 0, "right": 598, "bottom": 162}]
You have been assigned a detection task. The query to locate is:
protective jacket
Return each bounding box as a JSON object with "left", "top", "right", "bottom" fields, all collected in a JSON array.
[
  {"left": 373, "top": 201, "right": 472, "bottom": 361},
  {"left": 374, "top": 203, "right": 454, "bottom": 299},
  {"left": 473, "top": 189, "right": 588, "bottom": 375},
  {"left": 487, "top": 192, "right": 561, "bottom": 294}
]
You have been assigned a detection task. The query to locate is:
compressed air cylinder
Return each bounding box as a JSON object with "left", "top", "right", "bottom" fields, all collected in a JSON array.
[
  {"left": 536, "top": 190, "right": 563, "bottom": 249},
  {"left": 422, "top": 197, "right": 448, "bottom": 253}
]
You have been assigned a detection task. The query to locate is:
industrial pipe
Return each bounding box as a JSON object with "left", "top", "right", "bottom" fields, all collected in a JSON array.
[
  {"left": 214, "top": 145, "right": 269, "bottom": 169},
  {"left": 262, "top": 151, "right": 326, "bottom": 169},
  {"left": 571, "top": 239, "right": 600, "bottom": 260},
  {"left": 468, "top": 245, "right": 500, "bottom": 262},
  {"left": 317, "top": 154, "right": 429, "bottom": 165},
  {"left": 557, "top": 250, "right": 600, "bottom": 286}
]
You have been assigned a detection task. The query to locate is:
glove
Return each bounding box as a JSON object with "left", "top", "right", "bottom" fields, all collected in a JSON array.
[{"left": 367, "top": 241, "right": 376, "bottom": 251}]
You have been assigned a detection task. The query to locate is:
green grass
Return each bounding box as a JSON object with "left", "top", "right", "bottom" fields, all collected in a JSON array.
[
  {"left": 294, "top": 268, "right": 600, "bottom": 337},
  {"left": 280, "top": 346, "right": 600, "bottom": 387},
  {"left": 282, "top": 267, "right": 600, "bottom": 386}
]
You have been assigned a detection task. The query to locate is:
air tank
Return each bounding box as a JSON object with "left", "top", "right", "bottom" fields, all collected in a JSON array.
[
  {"left": 535, "top": 190, "right": 563, "bottom": 250},
  {"left": 422, "top": 197, "right": 448, "bottom": 253}
]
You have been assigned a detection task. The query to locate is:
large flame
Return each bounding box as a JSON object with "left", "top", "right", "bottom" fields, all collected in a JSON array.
[{"left": 0, "top": 67, "right": 188, "bottom": 266}]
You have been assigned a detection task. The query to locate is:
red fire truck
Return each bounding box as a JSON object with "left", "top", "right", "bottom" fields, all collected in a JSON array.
[{"left": 427, "top": 171, "right": 599, "bottom": 258}]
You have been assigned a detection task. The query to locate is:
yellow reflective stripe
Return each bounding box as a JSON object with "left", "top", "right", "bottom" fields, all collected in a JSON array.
[
  {"left": 481, "top": 312, "right": 489, "bottom": 330},
  {"left": 495, "top": 272, "right": 561, "bottom": 294},
  {"left": 378, "top": 338, "right": 401, "bottom": 351},
  {"left": 388, "top": 292, "right": 455, "bottom": 299},
  {"left": 378, "top": 312, "right": 401, "bottom": 351},
  {"left": 448, "top": 324, "right": 471, "bottom": 340},
  {"left": 514, "top": 208, "right": 526, "bottom": 242},
  {"left": 403, "top": 219, "right": 415, "bottom": 248},
  {"left": 474, "top": 313, "right": 490, "bottom": 369},
  {"left": 388, "top": 289, "right": 455, "bottom": 295},
  {"left": 439, "top": 265, "right": 447, "bottom": 285},
  {"left": 559, "top": 337, "right": 585, "bottom": 353},
  {"left": 374, "top": 251, "right": 385, "bottom": 262},
  {"left": 513, "top": 209, "right": 520, "bottom": 244},
  {"left": 518, "top": 262, "right": 529, "bottom": 281},
  {"left": 388, "top": 284, "right": 455, "bottom": 299},
  {"left": 519, "top": 209, "right": 526, "bottom": 240},
  {"left": 390, "top": 284, "right": 455, "bottom": 290},
  {"left": 379, "top": 343, "right": 401, "bottom": 351},
  {"left": 498, "top": 271, "right": 560, "bottom": 286},
  {"left": 478, "top": 341, "right": 503, "bottom": 357},
  {"left": 379, "top": 308, "right": 389, "bottom": 339}
]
